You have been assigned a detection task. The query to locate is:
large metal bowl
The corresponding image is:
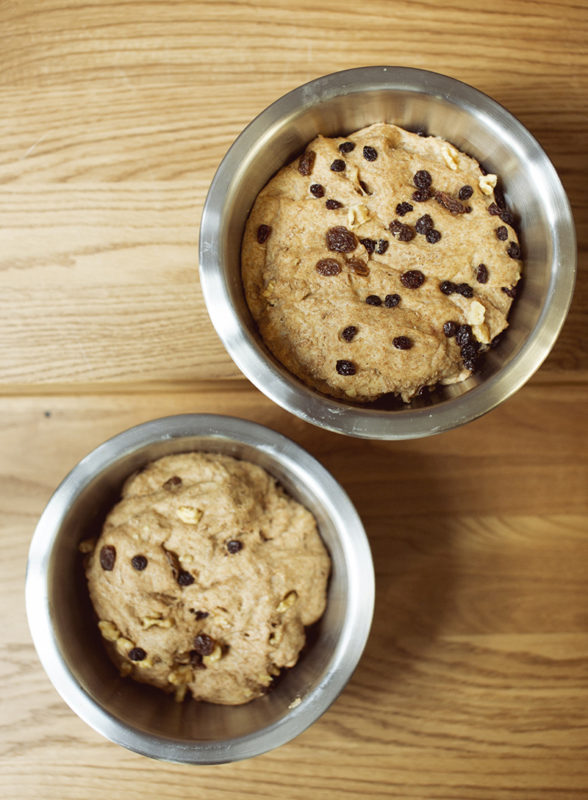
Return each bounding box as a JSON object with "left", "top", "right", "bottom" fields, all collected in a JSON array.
[
  {"left": 199, "top": 66, "right": 576, "bottom": 439},
  {"left": 26, "top": 414, "right": 374, "bottom": 764}
]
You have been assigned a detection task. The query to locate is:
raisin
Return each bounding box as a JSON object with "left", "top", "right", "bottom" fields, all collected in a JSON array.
[
  {"left": 507, "top": 242, "right": 521, "bottom": 259},
  {"left": 395, "top": 202, "right": 413, "bottom": 216},
  {"left": 376, "top": 239, "right": 389, "bottom": 255},
  {"left": 393, "top": 336, "right": 413, "bottom": 350},
  {"left": 488, "top": 202, "right": 501, "bottom": 216},
  {"left": 401, "top": 270, "right": 425, "bottom": 289},
  {"left": 457, "top": 283, "right": 474, "bottom": 298},
  {"left": 443, "top": 321, "right": 458, "bottom": 337},
  {"left": 476, "top": 264, "right": 489, "bottom": 284},
  {"left": 384, "top": 293, "right": 401, "bottom": 308},
  {"left": 359, "top": 238, "right": 376, "bottom": 254},
  {"left": 455, "top": 324, "right": 473, "bottom": 347},
  {"left": 131, "top": 555, "right": 148, "bottom": 571},
  {"left": 412, "top": 188, "right": 431, "bottom": 202},
  {"left": 494, "top": 185, "right": 506, "bottom": 210},
  {"left": 346, "top": 257, "right": 369, "bottom": 276},
  {"left": 227, "top": 540, "right": 242, "bottom": 554},
  {"left": 389, "top": 220, "right": 415, "bottom": 242},
  {"left": 426, "top": 229, "right": 441, "bottom": 243},
  {"left": 499, "top": 208, "right": 514, "bottom": 226},
  {"left": 435, "top": 190, "right": 467, "bottom": 215},
  {"left": 502, "top": 285, "right": 517, "bottom": 299},
  {"left": 439, "top": 281, "right": 456, "bottom": 295},
  {"left": 310, "top": 183, "right": 325, "bottom": 197},
  {"left": 415, "top": 214, "right": 434, "bottom": 234},
  {"left": 189, "top": 650, "right": 205, "bottom": 668},
  {"left": 193, "top": 633, "right": 216, "bottom": 656},
  {"left": 316, "top": 258, "right": 342, "bottom": 276},
  {"left": 128, "top": 647, "right": 147, "bottom": 661},
  {"left": 463, "top": 357, "right": 480, "bottom": 372},
  {"left": 326, "top": 226, "right": 357, "bottom": 252},
  {"left": 194, "top": 610, "right": 209, "bottom": 620},
  {"left": 363, "top": 145, "right": 377, "bottom": 161},
  {"left": 336, "top": 359, "right": 356, "bottom": 376},
  {"left": 459, "top": 185, "right": 473, "bottom": 200},
  {"left": 461, "top": 342, "right": 479, "bottom": 361},
  {"left": 257, "top": 224, "right": 272, "bottom": 244},
  {"left": 177, "top": 570, "right": 195, "bottom": 586},
  {"left": 298, "top": 150, "right": 316, "bottom": 176},
  {"left": 366, "top": 294, "right": 382, "bottom": 306},
  {"left": 359, "top": 179, "right": 372, "bottom": 195},
  {"left": 341, "top": 325, "right": 358, "bottom": 342},
  {"left": 495, "top": 226, "right": 508, "bottom": 241},
  {"left": 330, "top": 159, "right": 346, "bottom": 172},
  {"left": 413, "top": 170, "right": 432, "bottom": 189},
  {"left": 339, "top": 141, "right": 355, "bottom": 153},
  {"left": 325, "top": 199, "right": 343, "bottom": 209},
  {"left": 100, "top": 545, "right": 116, "bottom": 571},
  {"left": 163, "top": 475, "right": 182, "bottom": 491}
]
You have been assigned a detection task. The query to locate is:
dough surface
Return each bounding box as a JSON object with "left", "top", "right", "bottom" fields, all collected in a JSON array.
[
  {"left": 85, "top": 452, "right": 330, "bottom": 705},
  {"left": 241, "top": 123, "right": 522, "bottom": 403}
]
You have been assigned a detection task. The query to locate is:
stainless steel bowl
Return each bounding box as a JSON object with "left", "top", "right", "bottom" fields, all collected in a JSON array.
[
  {"left": 199, "top": 66, "right": 576, "bottom": 439},
  {"left": 26, "top": 414, "right": 373, "bottom": 764}
]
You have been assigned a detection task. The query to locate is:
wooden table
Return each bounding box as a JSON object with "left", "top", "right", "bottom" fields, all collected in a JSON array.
[{"left": 2, "top": 1, "right": 587, "bottom": 797}]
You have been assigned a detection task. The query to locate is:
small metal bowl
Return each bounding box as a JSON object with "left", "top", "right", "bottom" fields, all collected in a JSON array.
[
  {"left": 199, "top": 66, "right": 576, "bottom": 439},
  {"left": 26, "top": 415, "right": 374, "bottom": 764}
]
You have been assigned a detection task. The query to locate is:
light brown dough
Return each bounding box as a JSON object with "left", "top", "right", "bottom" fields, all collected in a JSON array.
[
  {"left": 85, "top": 452, "right": 330, "bottom": 705},
  {"left": 241, "top": 122, "right": 522, "bottom": 403}
]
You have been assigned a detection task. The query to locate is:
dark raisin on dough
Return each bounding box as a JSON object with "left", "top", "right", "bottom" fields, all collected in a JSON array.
[
  {"left": 363, "top": 145, "right": 378, "bottom": 161},
  {"left": 316, "top": 258, "right": 342, "bottom": 276},
  {"left": 495, "top": 226, "right": 508, "bottom": 241},
  {"left": 339, "top": 141, "right": 355, "bottom": 154},
  {"left": 435, "top": 191, "right": 467, "bottom": 215},
  {"left": 494, "top": 184, "right": 507, "bottom": 210},
  {"left": 193, "top": 633, "right": 216, "bottom": 656},
  {"left": 413, "top": 170, "right": 432, "bottom": 189},
  {"left": 189, "top": 650, "right": 205, "bottom": 668},
  {"left": 128, "top": 647, "right": 147, "bottom": 661},
  {"left": 177, "top": 570, "right": 195, "bottom": 586},
  {"left": 389, "top": 220, "right": 415, "bottom": 242},
  {"left": 507, "top": 242, "right": 521, "bottom": 259},
  {"left": 476, "top": 264, "right": 489, "bottom": 284},
  {"left": 443, "top": 321, "right": 458, "bottom": 337},
  {"left": 366, "top": 294, "right": 382, "bottom": 306},
  {"left": 325, "top": 199, "right": 343, "bottom": 209},
  {"left": 412, "top": 188, "right": 432, "bottom": 202},
  {"left": 360, "top": 238, "right": 376, "bottom": 254},
  {"left": 376, "top": 239, "right": 389, "bottom": 255},
  {"left": 226, "top": 540, "right": 243, "bottom": 554},
  {"left": 359, "top": 179, "right": 372, "bottom": 195},
  {"left": 456, "top": 283, "right": 474, "bottom": 298},
  {"left": 455, "top": 324, "right": 474, "bottom": 347},
  {"left": 461, "top": 342, "right": 479, "bottom": 361},
  {"left": 488, "top": 202, "right": 501, "bottom": 216},
  {"left": 341, "top": 325, "right": 358, "bottom": 342},
  {"left": 194, "top": 610, "right": 209, "bottom": 620},
  {"left": 100, "top": 545, "right": 116, "bottom": 571},
  {"left": 384, "top": 293, "right": 401, "bottom": 308},
  {"left": 500, "top": 208, "right": 514, "bottom": 226},
  {"left": 459, "top": 185, "right": 474, "bottom": 200},
  {"left": 298, "top": 149, "right": 316, "bottom": 176},
  {"left": 439, "top": 281, "right": 456, "bottom": 295},
  {"left": 131, "top": 555, "right": 148, "bottom": 571},
  {"left": 396, "top": 202, "right": 413, "bottom": 216},
  {"left": 426, "top": 229, "right": 441, "bottom": 244},
  {"left": 310, "top": 183, "right": 325, "bottom": 197},
  {"left": 326, "top": 226, "right": 358, "bottom": 252},
  {"left": 163, "top": 475, "right": 182, "bottom": 491},
  {"left": 330, "top": 159, "right": 346, "bottom": 172},
  {"left": 502, "top": 285, "right": 518, "bottom": 299},
  {"left": 336, "top": 359, "right": 356, "bottom": 376},
  {"left": 257, "top": 224, "right": 272, "bottom": 244},
  {"left": 393, "top": 336, "right": 413, "bottom": 350},
  {"left": 401, "top": 270, "right": 425, "bottom": 289},
  {"left": 415, "top": 214, "right": 434, "bottom": 234},
  {"left": 346, "top": 257, "right": 370, "bottom": 276}
]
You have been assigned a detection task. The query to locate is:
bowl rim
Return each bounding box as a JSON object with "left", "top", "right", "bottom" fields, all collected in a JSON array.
[
  {"left": 199, "top": 65, "right": 576, "bottom": 439},
  {"left": 25, "top": 413, "right": 374, "bottom": 764}
]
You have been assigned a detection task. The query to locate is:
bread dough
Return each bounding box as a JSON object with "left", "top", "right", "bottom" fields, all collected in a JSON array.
[
  {"left": 241, "top": 123, "right": 522, "bottom": 403},
  {"left": 84, "top": 452, "right": 330, "bottom": 705}
]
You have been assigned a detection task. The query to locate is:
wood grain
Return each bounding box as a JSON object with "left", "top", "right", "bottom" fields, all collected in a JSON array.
[{"left": 1, "top": 0, "right": 588, "bottom": 797}]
